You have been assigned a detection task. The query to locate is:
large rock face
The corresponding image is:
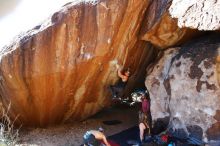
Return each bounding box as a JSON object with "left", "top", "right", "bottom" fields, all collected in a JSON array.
[
  {"left": 169, "top": 0, "right": 220, "bottom": 30},
  {"left": 0, "top": 0, "right": 218, "bottom": 130},
  {"left": 146, "top": 35, "right": 220, "bottom": 143},
  {"left": 0, "top": 0, "right": 156, "bottom": 126}
]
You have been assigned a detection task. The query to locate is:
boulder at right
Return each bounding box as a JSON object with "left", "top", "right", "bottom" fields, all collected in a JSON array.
[{"left": 146, "top": 34, "right": 220, "bottom": 144}]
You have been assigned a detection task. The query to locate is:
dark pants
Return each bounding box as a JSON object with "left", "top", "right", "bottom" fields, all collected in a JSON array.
[{"left": 109, "top": 85, "right": 124, "bottom": 98}]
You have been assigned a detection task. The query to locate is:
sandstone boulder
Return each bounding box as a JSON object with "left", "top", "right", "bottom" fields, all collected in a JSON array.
[
  {"left": 169, "top": 0, "right": 220, "bottom": 30},
  {"left": 146, "top": 35, "right": 220, "bottom": 143},
  {"left": 0, "top": 0, "right": 155, "bottom": 126}
]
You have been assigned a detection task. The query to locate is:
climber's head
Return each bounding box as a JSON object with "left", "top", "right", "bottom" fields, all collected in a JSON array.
[{"left": 124, "top": 68, "right": 130, "bottom": 77}]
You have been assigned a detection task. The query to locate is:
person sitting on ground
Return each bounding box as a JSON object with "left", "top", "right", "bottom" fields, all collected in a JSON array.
[
  {"left": 109, "top": 64, "right": 130, "bottom": 99},
  {"left": 83, "top": 127, "right": 111, "bottom": 146},
  {"left": 138, "top": 92, "right": 151, "bottom": 144}
]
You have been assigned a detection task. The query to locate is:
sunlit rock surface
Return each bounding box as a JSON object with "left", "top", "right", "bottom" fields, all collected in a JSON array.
[
  {"left": 0, "top": 0, "right": 156, "bottom": 126},
  {"left": 140, "top": 0, "right": 199, "bottom": 49},
  {"left": 169, "top": 0, "right": 220, "bottom": 30},
  {"left": 146, "top": 35, "right": 220, "bottom": 143}
]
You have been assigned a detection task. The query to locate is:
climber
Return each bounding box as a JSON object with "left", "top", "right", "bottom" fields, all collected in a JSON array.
[
  {"left": 83, "top": 127, "right": 111, "bottom": 146},
  {"left": 138, "top": 92, "right": 151, "bottom": 144},
  {"left": 109, "top": 64, "right": 130, "bottom": 100}
]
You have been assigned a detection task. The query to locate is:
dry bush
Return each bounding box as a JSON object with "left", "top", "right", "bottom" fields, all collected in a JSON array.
[{"left": 0, "top": 103, "right": 20, "bottom": 146}]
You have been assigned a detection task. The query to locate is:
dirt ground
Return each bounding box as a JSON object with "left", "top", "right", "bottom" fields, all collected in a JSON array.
[{"left": 17, "top": 105, "right": 139, "bottom": 146}]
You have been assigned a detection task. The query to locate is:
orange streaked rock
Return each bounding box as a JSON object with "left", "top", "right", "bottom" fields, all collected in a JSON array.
[{"left": 0, "top": 0, "right": 156, "bottom": 126}]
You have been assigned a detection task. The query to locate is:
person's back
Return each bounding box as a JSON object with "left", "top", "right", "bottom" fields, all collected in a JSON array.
[
  {"left": 142, "top": 98, "right": 149, "bottom": 113},
  {"left": 90, "top": 130, "right": 105, "bottom": 141},
  {"left": 83, "top": 129, "right": 111, "bottom": 146}
]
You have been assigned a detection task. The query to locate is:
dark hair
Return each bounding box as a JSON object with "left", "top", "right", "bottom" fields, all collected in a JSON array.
[
  {"left": 124, "top": 68, "right": 131, "bottom": 75},
  {"left": 145, "top": 90, "right": 149, "bottom": 97},
  {"left": 145, "top": 92, "right": 149, "bottom": 98},
  {"left": 98, "top": 127, "right": 104, "bottom": 132}
]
